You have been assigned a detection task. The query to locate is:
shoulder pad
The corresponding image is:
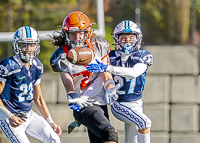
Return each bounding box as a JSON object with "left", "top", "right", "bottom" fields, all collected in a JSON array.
[
  {"left": 33, "top": 58, "right": 44, "bottom": 74},
  {"left": 50, "top": 47, "right": 70, "bottom": 72},
  {"left": 91, "top": 36, "right": 110, "bottom": 59},
  {"left": 138, "top": 50, "right": 153, "bottom": 66},
  {"left": 0, "top": 57, "right": 20, "bottom": 77}
]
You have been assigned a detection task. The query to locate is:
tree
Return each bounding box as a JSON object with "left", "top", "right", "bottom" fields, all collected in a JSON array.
[
  {"left": 162, "top": 0, "right": 191, "bottom": 44},
  {"left": 0, "top": 0, "right": 198, "bottom": 71}
]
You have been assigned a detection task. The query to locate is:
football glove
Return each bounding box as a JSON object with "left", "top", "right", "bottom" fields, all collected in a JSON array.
[
  {"left": 68, "top": 96, "right": 92, "bottom": 108},
  {"left": 86, "top": 59, "right": 108, "bottom": 73},
  {"left": 68, "top": 103, "right": 82, "bottom": 112},
  {"left": 15, "top": 112, "right": 27, "bottom": 122},
  {"left": 106, "top": 83, "right": 120, "bottom": 105}
]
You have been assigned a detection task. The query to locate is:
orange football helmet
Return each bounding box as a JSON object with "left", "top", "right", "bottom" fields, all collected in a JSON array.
[{"left": 62, "top": 11, "right": 93, "bottom": 49}]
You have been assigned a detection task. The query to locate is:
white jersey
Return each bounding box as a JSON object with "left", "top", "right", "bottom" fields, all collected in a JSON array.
[{"left": 50, "top": 36, "right": 111, "bottom": 105}]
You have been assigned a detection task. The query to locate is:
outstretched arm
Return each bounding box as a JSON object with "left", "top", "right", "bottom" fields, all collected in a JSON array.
[
  {"left": 107, "top": 63, "right": 147, "bottom": 78},
  {"left": 33, "top": 83, "right": 62, "bottom": 136},
  {"left": 87, "top": 59, "right": 147, "bottom": 78}
]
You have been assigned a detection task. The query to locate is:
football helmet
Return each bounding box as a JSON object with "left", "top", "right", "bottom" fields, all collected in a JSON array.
[
  {"left": 13, "top": 26, "right": 40, "bottom": 65},
  {"left": 112, "top": 20, "right": 142, "bottom": 54},
  {"left": 62, "top": 11, "right": 92, "bottom": 49}
]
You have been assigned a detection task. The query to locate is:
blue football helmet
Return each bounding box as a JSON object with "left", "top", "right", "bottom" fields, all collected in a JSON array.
[
  {"left": 13, "top": 26, "right": 40, "bottom": 65},
  {"left": 112, "top": 20, "right": 142, "bottom": 54}
]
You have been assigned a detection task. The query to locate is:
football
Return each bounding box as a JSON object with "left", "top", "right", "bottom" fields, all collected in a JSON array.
[{"left": 66, "top": 47, "right": 95, "bottom": 65}]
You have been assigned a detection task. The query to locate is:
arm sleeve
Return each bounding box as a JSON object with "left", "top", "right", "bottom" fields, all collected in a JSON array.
[
  {"left": 106, "top": 63, "right": 148, "bottom": 78},
  {"left": 82, "top": 74, "right": 104, "bottom": 99}
]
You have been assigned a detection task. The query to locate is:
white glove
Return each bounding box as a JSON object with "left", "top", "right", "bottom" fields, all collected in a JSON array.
[
  {"left": 105, "top": 83, "right": 120, "bottom": 105},
  {"left": 68, "top": 96, "right": 92, "bottom": 108}
]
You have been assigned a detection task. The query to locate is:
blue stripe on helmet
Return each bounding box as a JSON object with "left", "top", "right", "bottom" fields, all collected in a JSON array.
[
  {"left": 125, "top": 20, "right": 129, "bottom": 29},
  {"left": 14, "top": 30, "right": 19, "bottom": 38},
  {"left": 25, "top": 26, "right": 31, "bottom": 38},
  {"left": 122, "top": 20, "right": 132, "bottom": 33}
]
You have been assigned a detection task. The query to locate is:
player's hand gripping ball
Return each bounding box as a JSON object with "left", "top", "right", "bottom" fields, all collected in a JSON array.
[{"left": 67, "top": 47, "right": 95, "bottom": 65}]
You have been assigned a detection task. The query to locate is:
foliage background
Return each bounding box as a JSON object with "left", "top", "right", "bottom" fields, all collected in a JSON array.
[{"left": 0, "top": 0, "right": 200, "bottom": 71}]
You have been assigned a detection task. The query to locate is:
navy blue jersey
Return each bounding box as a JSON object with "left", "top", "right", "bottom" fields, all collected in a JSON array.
[
  {"left": 109, "top": 50, "right": 153, "bottom": 102},
  {"left": 0, "top": 55, "right": 43, "bottom": 113}
]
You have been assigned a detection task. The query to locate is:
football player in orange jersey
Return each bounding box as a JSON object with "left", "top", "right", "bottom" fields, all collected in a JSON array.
[{"left": 50, "top": 11, "right": 118, "bottom": 143}]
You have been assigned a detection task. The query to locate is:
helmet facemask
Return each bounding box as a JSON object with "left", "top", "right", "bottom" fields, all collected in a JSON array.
[
  {"left": 63, "top": 28, "right": 91, "bottom": 48},
  {"left": 113, "top": 33, "right": 142, "bottom": 54},
  {"left": 16, "top": 42, "right": 40, "bottom": 65}
]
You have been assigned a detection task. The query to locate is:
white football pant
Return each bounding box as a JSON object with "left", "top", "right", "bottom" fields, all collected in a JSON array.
[
  {"left": 0, "top": 110, "right": 60, "bottom": 143},
  {"left": 111, "top": 99, "right": 151, "bottom": 143}
]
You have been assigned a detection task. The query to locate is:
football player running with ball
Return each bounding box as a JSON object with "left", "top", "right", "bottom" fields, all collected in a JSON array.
[
  {"left": 50, "top": 11, "right": 118, "bottom": 143},
  {"left": 87, "top": 20, "right": 153, "bottom": 143},
  {"left": 0, "top": 26, "right": 62, "bottom": 143}
]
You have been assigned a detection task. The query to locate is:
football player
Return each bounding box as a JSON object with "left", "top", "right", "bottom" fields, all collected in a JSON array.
[
  {"left": 0, "top": 26, "right": 62, "bottom": 143},
  {"left": 87, "top": 20, "right": 153, "bottom": 143},
  {"left": 50, "top": 11, "right": 118, "bottom": 143}
]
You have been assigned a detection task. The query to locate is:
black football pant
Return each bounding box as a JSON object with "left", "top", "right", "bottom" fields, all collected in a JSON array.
[{"left": 73, "top": 105, "right": 118, "bottom": 143}]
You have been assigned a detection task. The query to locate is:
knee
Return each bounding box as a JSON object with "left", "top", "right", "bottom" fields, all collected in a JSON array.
[
  {"left": 139, "top": 117, "right": 152, "bottom": 134},
  {"left": 138, "top": 117, "right": 152, "bottom": 130},
  {"left": 146, "top": 118, "right": 152, "bottom": 128},
  {"left": 102, "top": 127, "right": 118, "bottom": 143},
  {"left": 138, "top": 127, "right": 151, "bottom": 134}
]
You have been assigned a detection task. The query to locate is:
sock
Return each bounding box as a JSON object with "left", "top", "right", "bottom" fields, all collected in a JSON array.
[
  {"left": 125, "top": 123, "right": 138, "bottom": 143},
  {"left": 137, "top": 131, "right": 150, "bottom": 143}
]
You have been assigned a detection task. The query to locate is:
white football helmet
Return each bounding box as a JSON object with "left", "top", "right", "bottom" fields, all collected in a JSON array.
[
  {"left": 112, "top": 20, "right": 142, "bottom": 54},
  {"left": 13, "top": 26, "right": 40, "bottom": 65}
]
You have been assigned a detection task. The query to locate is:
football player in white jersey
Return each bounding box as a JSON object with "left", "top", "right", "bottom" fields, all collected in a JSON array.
[
  {"left": 50, "top": 11, "right": 118, "bottom": 143},
  {"left": 0, "top": 26, "right": 62, "bottom": 143},
  {"left": 87, "top": 20, "right": 153, "bottom": 143}
]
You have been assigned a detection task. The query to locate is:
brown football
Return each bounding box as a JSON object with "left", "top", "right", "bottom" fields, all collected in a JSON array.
[{"left": 66, "top": 47, "right": 95, "bottom": 65}]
